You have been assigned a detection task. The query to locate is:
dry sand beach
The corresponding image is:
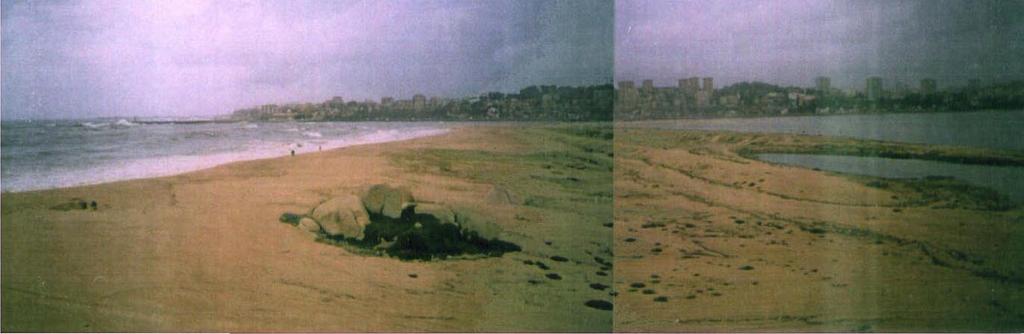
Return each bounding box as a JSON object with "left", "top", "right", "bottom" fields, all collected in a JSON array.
[
  {"left": 1, "top": 124, "right": 614, "bottom": 332},
  {"left": 613, "top": 128, "right": 1024, "bottom": 332}
]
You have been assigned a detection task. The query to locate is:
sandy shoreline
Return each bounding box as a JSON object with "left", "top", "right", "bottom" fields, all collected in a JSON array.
[
  {"left": 4, "top": 123, "right": 1022, "bottom": 331},
  {"left": 2, "top": 124, "right": 614, "bottom": 331},
  {"left": 613, "top": 127, "right": 1024, "bottom": 331}
]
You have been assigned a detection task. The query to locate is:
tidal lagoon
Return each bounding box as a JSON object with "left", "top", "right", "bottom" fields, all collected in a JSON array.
[{"left": 632, "top": 110, "right": 1024, "bottom": 151}]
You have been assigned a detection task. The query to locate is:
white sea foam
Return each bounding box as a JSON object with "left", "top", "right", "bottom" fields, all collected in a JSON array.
[
  {"left": 114, "top": 119, "right": 137, "bottom": 127},
  {"left": 80, "top": 122, "right": 109, "bottom": 129},
  {"left": 313, "top": 128, "right": 448, "bottom": 153},
  {"left": 79, "top": 119, "right": 137, "bottom": 130}
]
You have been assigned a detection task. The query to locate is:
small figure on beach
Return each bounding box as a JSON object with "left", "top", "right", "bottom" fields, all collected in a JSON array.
[{"left": 291, "top": 149, "right": 295, "bottom": 156}]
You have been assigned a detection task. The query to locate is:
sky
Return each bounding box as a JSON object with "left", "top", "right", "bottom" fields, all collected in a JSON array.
[
  {"left": 1, "top": 0, "right": 613, "bottom": 119},
  {"left": 616, "top": 0, "right": 1024, "bottom": 91}
]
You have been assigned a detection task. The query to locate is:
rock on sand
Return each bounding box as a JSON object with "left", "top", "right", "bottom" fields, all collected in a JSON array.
[
  {"left": 415, "top": 203, "right": 458, "bottom": 224},
  {"left": 310, "top": 195, "right": 372, "bottom": 240},
  {"left": 485, "top": 185, "right": 520, "bottom": 205},
  {"left": 297, "top": 217, "right": 322, "bottom": 234},
  {"left": 361, "top": 184, "right": 416, "bottom": 219},
  {"left": 452, "top": 206, "right": 502, "bottom": 240}
]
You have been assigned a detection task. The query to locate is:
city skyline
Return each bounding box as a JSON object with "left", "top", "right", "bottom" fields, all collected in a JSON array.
[
  {"left": 1, "top": 0, "right": 613, "bottom": 120},
  {"left": 616, "top": 0, "right": 1024, "bottom": 91},
  {"left": 617, "top": 74, "right": 980, "bottom": 95},
  {"left": 5, "top": 0, "right": 1023, "bottom": 120}
]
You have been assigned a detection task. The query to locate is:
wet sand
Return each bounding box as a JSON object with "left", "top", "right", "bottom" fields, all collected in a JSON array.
[
  {"left": 613, "top": 128, "right": 1024, "bottom": 331},
  {"left": 1, "top": 124, "right": 614, "bottom": 332}
]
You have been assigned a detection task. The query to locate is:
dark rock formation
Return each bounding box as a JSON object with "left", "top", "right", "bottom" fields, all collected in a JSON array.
[{"left": 290, "top": 185, "right": 521, "bottom": 261}]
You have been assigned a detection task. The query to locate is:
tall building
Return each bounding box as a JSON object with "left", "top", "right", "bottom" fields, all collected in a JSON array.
[
  {"left": 617, "top": 81, "right": 639, "bottom": 107},
  {"left": 866, "top": 77, "right": 883, "bottom": 101},
  {"left": 681, "top": 77, "right": 700, "bottom": 95},
  {"left": 815, "top": 77, "right": 831, "bottom": 94},
  {"left": 641, "top": 79, "right": 654, "bottom": 94},
  {"left": 412, "top": 94, "right": 427, "bottom": 111},
  {"left": 688, "top": 77, "right": 714, "bottom": 107},
  {"left": 920, "top": 79, "right": 937, "bottom": 95}
]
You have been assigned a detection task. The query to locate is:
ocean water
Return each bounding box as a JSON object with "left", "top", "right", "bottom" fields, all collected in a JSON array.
[
  {"left": 1, "top": 119, "right": 448, "bottom": 192},
  {"left": 632, "top": 110, "right": 1024, "bottom": 152}
]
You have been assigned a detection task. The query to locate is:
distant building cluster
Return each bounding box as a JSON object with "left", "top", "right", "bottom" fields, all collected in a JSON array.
[
  {"left": 232, "top": 85, "right": 614, "bottom": 122},
  {"left": 614, "top": 76, "right": 716, "bottom": 119},
  {"left": 231, "top": 76, "right": 1023, "bottom": 122},
  {"left": 614, "top": 75, "right": 1024, "bottom": 120}
]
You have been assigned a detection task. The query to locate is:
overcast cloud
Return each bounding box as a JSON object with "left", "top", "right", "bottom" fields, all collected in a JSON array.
[
  {"left": 1, "top": 0, "right": 613, "bottom": 119},
  {"left": 616, "top": 0, "right": 1024, "bottom": 91}
]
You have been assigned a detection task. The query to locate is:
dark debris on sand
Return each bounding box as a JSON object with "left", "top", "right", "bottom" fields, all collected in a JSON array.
[{"left": 584, "top": 300, "right": 613, "bottom": 311}]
